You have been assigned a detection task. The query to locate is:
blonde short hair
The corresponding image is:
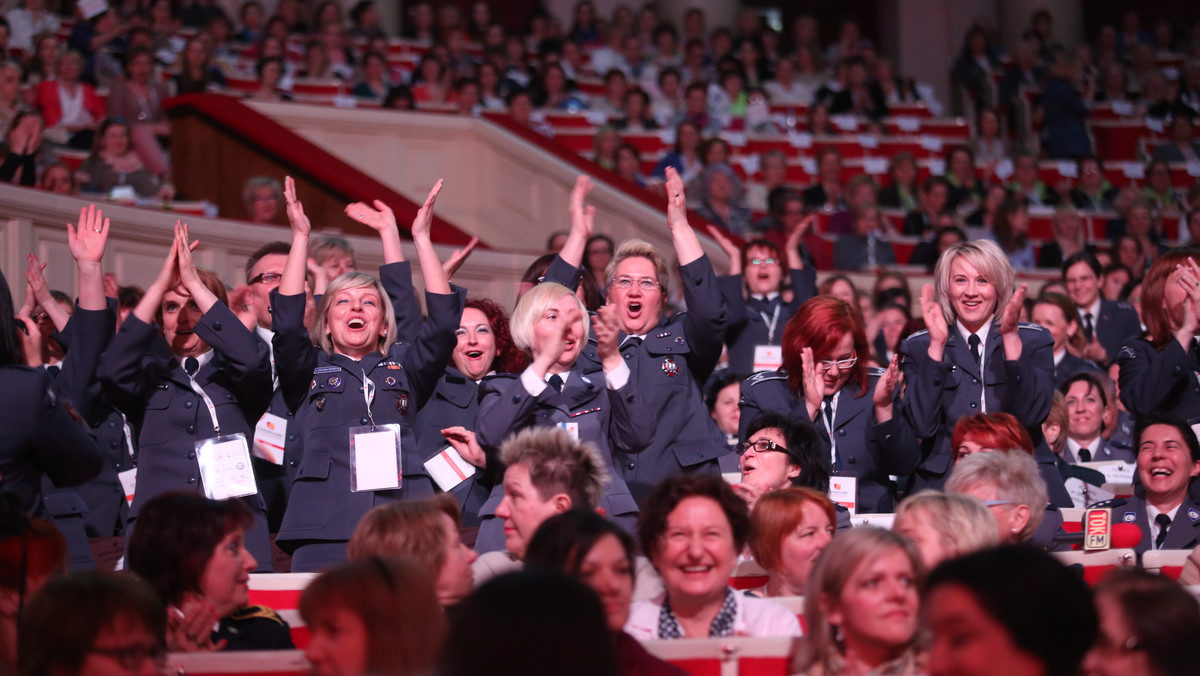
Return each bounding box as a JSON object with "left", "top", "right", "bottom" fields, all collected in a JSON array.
[
  {"left": 604, "top": 239, "right": 669, "bottom": 297},
  {"left": 933, "top": 239, "right": 1014, "bottom": 325},
  {"left": 311, "top": 272, "right": 398, "bottom": 355},
  {"left": 499, "top": 427, "right": 608, "bottom": 510},
  {"left": 894, "top": 490, "right": 999, "bottom": 560},
  {"left": 509, "top": 282, "right": 590, "bottom": 354},
  {"left": 347, "top": 494, "right": 461, "bottom": 574}
]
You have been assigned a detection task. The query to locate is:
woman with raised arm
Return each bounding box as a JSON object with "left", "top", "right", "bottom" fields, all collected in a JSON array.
[
  {"left": 470, "top": 283, "right": 654, "bottom": 551},
  {"left": 271, "top": 179, "right": 464, "bottom": 572},
  {"left": 543, "top": 169, "right": 728, "bottom": 504},
  {"left": 740, "top": 296, "right": 920, "bottom": 513},
  {"left": 98, "top": 223, "right": 275, "bottom": 566},
  {"left": 900, "top": 239, "right": 1055, "bottom": 490}
]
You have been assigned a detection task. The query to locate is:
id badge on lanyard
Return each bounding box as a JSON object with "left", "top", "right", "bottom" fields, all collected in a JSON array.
[
  {"left": 186, "top": 371, "right": 257, "bottom": 500},
  {"left": 349, "top": 369, "right": 402, "bottom": 492}
]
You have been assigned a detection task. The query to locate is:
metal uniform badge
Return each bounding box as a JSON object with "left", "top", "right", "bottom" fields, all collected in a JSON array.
[
  {"left": 396, "top": 393, "right": 409, "bottom": 414},
  {"left": 310, "top": 379, "right": 316, "bottom": 390},
  {"left": 315, "top": 394, "right": 326, "bottom": 412},
  {"left": 1123, "top": 511, "right": 1136, "bottom": 523},
  {"left": 662, "top": 357, "right": 679, "bottom": 376},
  {"left": 384, "top": 376, "right": 397, "bottom": 386},
  {"left": 328, "top": 376, "right": 342, "bottom": 388}
]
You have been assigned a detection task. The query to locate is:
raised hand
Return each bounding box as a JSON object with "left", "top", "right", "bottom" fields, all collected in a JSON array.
[
  {"left": 999, "top": 283, "right": 1027, "bottom": 337},
  {"left": 1175, "top": 259, "right": 1200, "bottom": 343},
  {"left": 594, "top": 304, "right": 622, "bottom": 371},
  {"left": 345, "top": 198, "right": 397, "bottom": 234},
  {"left": 174, "top": 222, "right": 201, "bottom": 288},
  {"left": 103, "top": 272, "right": 119, "bottom": 298},
  {"left": 67, "top": 204, "right": 110, "bottom": 264},
  {"left": 800, "top": 346, "right": 825, "bottom": 421},
  {"left": 872, "top": 354, "right": 902, "bottom": 422},
  {"left": 24, "top": 254, "right": 52, "bottom": 306},
  {"left": 167, "top": 594, "right": 225, "bottom": 653},
  {"left": 442, "top": 235, "right": 478, "bottom": 278},
  {"left": 15, "top": 316, "right": 41, "bottom": 366},
  {"left": 785, "top": 214, "right": 814, "bottom": 270},
  {"left": 410, "top": 179, "right": 444, "bottom": 241},
  {"left": 441, "top": 426, "right": 486, "bottom": 469},
  {"left": 664, "top": 166, "right": 688, "bottom": 231},
  {"left": 569, "top": 174, "right": 596, "bottom": 238},
  {"left": 706, "top": 223, "right": 742, "bottom": 274},
  {"left": 920, "top": 284, "right": 949, "bottom": 358},
  {"left": 531, "top": 304, "right": 579, "bottom": 378},
  {"left": 283, "top": 176, "right": 311, "bottom": 238}
]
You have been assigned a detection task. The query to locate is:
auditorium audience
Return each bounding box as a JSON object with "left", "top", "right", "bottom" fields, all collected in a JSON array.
[
  {"left": 747, "top": 487, "right": 836, "bottom": 598},
  {"left": 893, "top": 490, "right": 998, "bottom": 569}
]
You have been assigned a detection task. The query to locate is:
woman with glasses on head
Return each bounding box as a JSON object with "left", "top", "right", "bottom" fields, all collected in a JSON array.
[
  {"left": 740, "top": 296, "right": 920, "bottom": 514},
  {"left": 901, "top": 239, "right": 1055, "bottom": 490}
]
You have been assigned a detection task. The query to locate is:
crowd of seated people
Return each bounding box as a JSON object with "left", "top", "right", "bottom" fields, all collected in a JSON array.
[{"left": 7, "top": 3, "right": 1200, "bottom": 676}]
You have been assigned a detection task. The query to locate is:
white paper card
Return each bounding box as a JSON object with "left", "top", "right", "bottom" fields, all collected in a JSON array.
[
  {"left": 252, "top": 412, "right": 287, "bottom": 465},
  {"left": 895, "top": 117, "right": 920, "bottom": 133},
  {"left": 856, "top": 134, "right": 879, "bottom": 148},
  {"left": 658, "top": 128, "right": 676, "bottom": 145},
  {"left": 556, "top": 422, "right": 580, "bottom": 441},
  {"left": 928, "top": 159, "right": 946, "bottom": 176},
  {"left": 350, "top": 424, "right": 402, "bottom": 492},
  {"left": 1064, "top": 477, "right": 1114, "bottom": 509},
  {"left": 117, "top": 468, "right": 137, "bottom": 507},
  {"left": 918, "top": 135, "right": 944, "bottom": 152},
  {"left": 1111, "top": 100, "right": 1134, "bottom": 117},
  {"left": 110, "top": 185, "right": 137, "bottom": 201},
  {"left": 1122, "top": 162, "right": 1145, "bottom": 179},
  {"left": 196, "top": 435, "right": 257, "bottom": 501},
  {"left": 831, "top": 115, "right": 859, "bottom": 131},
  {"left": 726, "top": 132, "right": 747, "bottom": 147},
  {"left": 584, "top": 110, "right": 608, "bottom": 125},
  {"left": 738, "top": 155, "right": 760, "bottom": 176},
  {"left": 1145, "top": 118, "right": 1164, "bottom": 133},
  {"left": 753, "top": 345, "right": 784, "bottom": 372},
  {"left": 424, "top": 445, "right": 477, "bottom": 492},
  {"left": 1077, "top": 460, "right": 1136, "bottom": 485},
  {"left": 1187, "top": 162, "right": 1200, "bottom": 178},
  {"left": 829, "top": 475, "right": 858, "bottom": 514},
  {"left": 799, "top": 158, "right": 817, "bottom": 175},
  {"left": 1057, "top": 161, "right": 1078, "bottom": 178},
  {"left": 993, "top": 158, "right": 1014, "bottom": 180},
  {"left": 788, "top": 131, "right": 813, "bottom": 148},
  {"left": 863, "top": 158, "right": 889, "bottom": 175}
]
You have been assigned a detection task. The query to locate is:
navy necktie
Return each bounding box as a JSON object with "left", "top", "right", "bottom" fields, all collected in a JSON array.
[
  {"left": 548, "top": 374, "right": 564, "bottom": 394},
  {"left": 968, "top": 334, "right": 981, "bottom": 364},
  {"left": 1155, "top": 513, "right": 1171, "bottom": 549},
  {"left": 184, "top": 357, "right": 199, "bottom": 376}
]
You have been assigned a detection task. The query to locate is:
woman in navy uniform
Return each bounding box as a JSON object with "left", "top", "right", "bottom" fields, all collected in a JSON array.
[
  {"left": 272, "top": 179, "right": 463, "bottom": 572},
  {"left": 740, "top": 296, "right": 919, "bottom": 513},
  {"left": 415, "top": 298, "right": 526, "bottom": 530},
  {"left": 0, "top": 267, "right": 102, "bottom": 523},
  {"left": 1118, "top": 251, "right": 1200, "bottom": 426},
  {"left": 542, "top": 170, "right": 729, "bottom": 503},
  {"left": 472, "top": 283, "right": 653, "bottom": 552},
  {"left": 99, "top": 223, "right": 275, "bottom": 566},
  {"left": 709, "top": 222, "right": 817, "bottom": 376},
  {"left": 901, "top": 239, "right": 1055, "bottom": 489},
  {"left": 1030, "top": 292, "right": 1101, "bottom": 388}
]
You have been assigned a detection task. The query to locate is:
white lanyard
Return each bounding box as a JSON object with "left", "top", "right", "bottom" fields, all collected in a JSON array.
[
  {"left": 184, "top": 372, "right": 222, "bottom": 436},
  {"left": 362, "top": 369, "right": 377, "bottom": 429},
  {"left": 821, "top": 391, "right": 839, "bottom": 469},
  {"left": 758, "top": 303, "right": 782, "bottom": 343},
  {"left": 120, "top": 411, "right": 135, "bottom": 459}
]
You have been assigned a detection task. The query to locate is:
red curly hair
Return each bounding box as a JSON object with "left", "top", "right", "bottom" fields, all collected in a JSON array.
[
  {"left": 950, "top": 412, "right": 1034, "bottom": 457},
  {"left": 465, "top": 297, "right": 528, "bottom": 374},
  {"left": 780, "top": 296, "right": 869, "bottom": 396}
]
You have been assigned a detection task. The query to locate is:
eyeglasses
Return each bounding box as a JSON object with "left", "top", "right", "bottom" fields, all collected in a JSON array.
[
  {"left": 612, "top": 276, "right": 660, "bottom": 291},
  {"left": 817, "top": 356, "right": 858, "bottom": 372},
  {"left": 748, "top": 257, "right": 778, "bottom": 266},
  {"left": 249, "top": 272, "right": 283, "bottom": 285},
  {"left": 31, "top": 312, "right": 51, "bottom": 323},
  {"left": 737, "top": 438, "right": 788, "bottom": 455},
  {"left": 90, "top": 643, "right": 167, "bottom": 670},
  {"left": 982, "top": 500, "right": 1014, "bottom": 507}
]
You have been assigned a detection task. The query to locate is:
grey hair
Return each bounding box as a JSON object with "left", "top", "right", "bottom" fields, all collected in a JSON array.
[{"left": 946, "top": 450, "right": 1047, "bottom": 543}]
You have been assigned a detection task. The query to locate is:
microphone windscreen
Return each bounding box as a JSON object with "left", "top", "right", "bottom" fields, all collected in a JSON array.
[{"left": 1111, "top": 522, "right": 1143, "bottom": 549}]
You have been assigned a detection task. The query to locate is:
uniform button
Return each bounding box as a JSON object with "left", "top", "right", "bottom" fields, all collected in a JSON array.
[
  {"left": 624, "top": 353, "right": 632, "bottom": 360},
  {"left": 187, "top": 476, "right": 196, "bottom": 484},
  {"left": 969, "top": 402, "right": 978, "bottom": 409},
  {"left": 287, "top": 434, "right": 295, "bottom": 441},
  {"left": 848, "top": 457, "right": 857, "bottom": 464},
  {"left": 184, "top": 400, "right": 193, "bottom": 409},
  {"left": 932, "top": 380, "right": 942, "bottom": 386},
  {"left": 289, "top": 460, "right": 297, "bottom": 467},
  {"left": 626, "top": 462, "right": 636, "bottom": 470},
  {"left": 666, "top": 347, "right": 672, "bottom": 352},
  {"left": 109, "top": 440, "right": 119, "bottom": 448},
  {"left": 449, "top": 394, "right": 456, "bottom": 400},
  {"left": 512, "top": 395, "right": 521, "bottom": 403},
  {"left": 972, "top": 378, "right": 978, "bottom": 384},
  {"left": 186, "top": 425, "right": 196, "bottom": 434},
  {"left": 108, "top": 421, "right": 117, "bottom": 427},
  {"left": 838, "top": 429, "right": 846, "bottom": 437},
  {"left": 227, "top": 394, "right": 234, "bottom": 400},
  {"left": 213, "top": 321, "right": 222, "bottom": 330},
  {"left": 187, "top": 451, "right": 196, "bottom": 459},
  {"left": 360, "top": 417, "right": 370, "bottom": 425}
]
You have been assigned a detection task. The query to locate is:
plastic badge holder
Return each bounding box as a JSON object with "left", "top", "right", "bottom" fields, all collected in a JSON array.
[
  {"left": 350, "top": 424, "right": 402, "bottom": 492},
  {"left": 195, "top": 434, "right": 258, "bottom": 501},
  {"left": 252, "top": 412, "right": 287, "bottom": 465}
]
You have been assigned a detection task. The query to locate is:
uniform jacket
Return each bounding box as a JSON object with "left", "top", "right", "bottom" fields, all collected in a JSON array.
[
  {"left": 415, "top": 368, "right": 490, "bottom": 527},
  {"left": 544, "top": 254, "right": 730, "bottom": 503},
  {"left": 1089, "top": 299, "right": 1141, "bottom": 364},
  {"left": 738, "top": 368, "right": 921, "bottom": 513},
  {"left": 272, "top": 286, "right": 463, "bottom": 546},
  {"left": 717, "top": 268, "right": 816, "bottom": 375},
  {"left": 1090, "top": 491, "right": 1200, "bottom": 555},
  {"left": 900, "top": 321, "right": 1055, "bottom": 485},
  {"left": 1118, "top": 336, "right": 1200, "bottom": 424},
  {"left": 473, "top": 365, "right": 653, "bottom": 552},
  {"left": 1054, "top": 351, "right": 1101, "bottom": 388}
]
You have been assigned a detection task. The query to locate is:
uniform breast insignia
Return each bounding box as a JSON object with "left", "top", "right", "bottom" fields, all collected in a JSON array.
[
  {"left": 396, "top": 393, "right": 409, "bottom": 414},
  {"left": 1123, "top": 511, "right": 1136, "bottom": 523},
  {"left": 314, "top": 366, "right": 341, "bottom": 374},
  {"left": 580, "top": 374, "right": 592, "bottom": 386},
  {"left": 384, "top": 376, "right": 397, "bottom": 387},
  {"left": 315, "top": 394, "right": 326, "bottom": 412},
  {"left": 310, "top": 379, "right": 316, "bottom": 390},
  {"left": 662, "top": 357, "right": 679, "bottom": 376},
  {"left": 675, "top": 337, "right": 685, "bottom": 345},
  {"left": 656, "top": 331, "right": 672, "bottom": 339},
  {"left": 1118, "top": 346, "right": 1137, "bottom": 360},
  {"left": 327, "top": 376, "right": 342, "bottom": 388},
  {"left": 570, "top": 407, "right": 601, "bottom": 417},
  {"left": 380, "top": 360, "right": 403, "bottom": 370},
  {"left": 1190, "top": 508, "right": 1200, "bottom": 524}
]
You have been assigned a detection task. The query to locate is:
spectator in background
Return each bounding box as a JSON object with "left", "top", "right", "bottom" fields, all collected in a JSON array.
[
  {"left": 38, "top": 51, "right": 105, "bottom": 150},
  {"left": 243, "top": 176, "right": 282, "bottom": 224},
  {"left": 348, "top": 1, "right": 384, "bottom": 41},
  {"left": 997, "top": 41, "right": 1043, "bottom": 127},
  {"left": 944, "top": 146, "right": 985, "bottom": 212},
  {"left": 613, "top": 142, "right": 646, "bottom": 188},
  {"left": 803, "top": 147, "right": 845, "bottom": 210},
  {"left": 695, "top": 163, "right": 752, "bottom": 237},
  {"left": 5, "top": 0, "right": 58, "bottom": 54},
  {"left": 507, "top": 88, "right": 554, "bottom": 137},
  {"left": 592, "top": 69, "right": 629, "bottom": 118},
  {"left": 992, "top": 199, "right": 1035, "bottom": 270},
  {"left": 38, "top": 161, "right": 76, "bottom": 194},
  {"left": 649, "top": 66, "right": 683, "bottom": 127},
  {"left": 174, "top": 35, "right": 227, "bottom": 94},
  {"left": 952, "top": 26, "right": 1001, "bottom": 111},
  {"left": 965, "top": 183, "right": 1008, "bottom": 238},
  {"left": 68, "top": 8, "right": 125, "bottom": 87},
  {"left": 1153, "top": 115, "right": 1200, "bottom": 163},
  {"left": 22, "top": 33, "right": 60, "bottom": 94},
  {"left": 235, "top": 1, "right": 266, "bottom": 44},
  {"left": 765, "top": 56, "right": 810, "bottom": 107},
  {"left": 746, "top": 149, "right": 789, "bottom": 213},
  {"left": 877, "top": 151, "right": 919, "bottom": 212},
  {"left": 678, "top": 81, "right": 714, "bottom": 132},
  {"left": 591, "top": 125, "right": 619, "bottom": 170},
  {"left": 247, "top": 57, "right": 291, "bottom": 102},
  {"left": 107, "top": 47, "right": 170, "bottom": 174},
  {"left": 835, "top": 202, "right": 896, "bottom": 271},
  {"left": 77, "top": 118, "right": 174, "bottom": 201},
  {"left": 1070, "top": 155, "right": 1118, "bottom": 211},
  {"left": 903, "top": 176, "right": 950, "bottom": 237},
  {"left": 181, "top": 0, "right": 229, "bottom": 30},
  {"left": 612, "top": 89, "right": 658, "bottom": 131},
  {"left": 1085, "top": 569, "right": 1200, "bottom": 676},
  {"left": 652, "top": 119, "right": 702, "bottom": 183},
  {"left": 827, "top": 174, "right": 879, "bottom": 236},
  {"left": 1009, "top": 150, "right": 1060, "bottom": 207},
  {"left": 970, "top": 107, "right": 1010, "bottom": 168},
  {"left": 351, "top": 51, "right": 390, "bottom": 101},
  {"left": 534, "top": 61, "right": 586, "bottom": 111},
  {"left": 411, "top": 53, "right": 449, "bottom": 104},
  {"left": 1041, "top": 54, "right": 1094, "bottom": 159}
]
